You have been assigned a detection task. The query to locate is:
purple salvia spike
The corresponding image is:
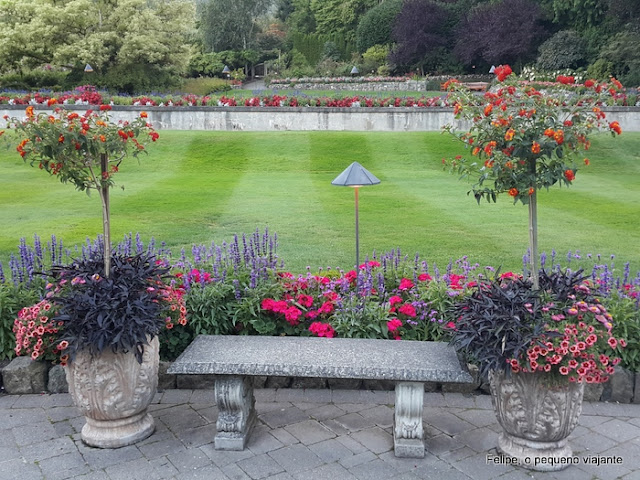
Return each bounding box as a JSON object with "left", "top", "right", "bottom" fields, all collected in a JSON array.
[{"left": 135, "top": 232, "right": 143, "bottom": 254}]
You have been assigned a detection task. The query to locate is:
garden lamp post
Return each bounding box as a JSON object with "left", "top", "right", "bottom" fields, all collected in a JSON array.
[
  {"left": 331, "top": 162, "right": 380, "bottom": 268},
  {"left": 222, "top": 65, "right": 230, "bottom": 79}
]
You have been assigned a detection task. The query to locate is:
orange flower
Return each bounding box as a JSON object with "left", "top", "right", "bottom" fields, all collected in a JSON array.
[
  {"left": 472, "top": 146, "right": 480, "bottom": 156},
  {"left": 609, "top": 121, "right": 622, "bottom": 135},
  {"left": 531, "top": 142, "right": 541, "bottom": 154},
  {"left": 528, "top": 187, "right": 535, "bottom": 195},
  {"left": 484, "top": 140, "right": 496, "bottom": 154},
  {"left": 508, "top": 188, "right": 518, "bottom": 197},
  {"left": 504, "top": 129, "right": 515, "bottom": 141},
  {"left": 140, "top": 111, "right": 148, "bottom": 118},
  {"left": 584, "top": 158, "right": 590, "bottom": 166},
  {"left": 483, "top": 104, "right": 493, "bottom": 117},
  {"left": 543, "top": 128, "right": 555, "bottom": 138},
  {"left": 554, "top": 129, "right": 564, "bottom": 145},
  {"left": 484, "top": 159, "right": 494, "bottom": 168},
  {"left": 505, "top": 161, "right": 513, "bottom": 169},
  {"left": 99, "top": 135, "right": 106, "bottom": 142},
  {"left": 26, "top": 106, "right": 35, "bottom": 119},
  {"left": 58, "top": 135, "right": 64, "bottom": 143}
]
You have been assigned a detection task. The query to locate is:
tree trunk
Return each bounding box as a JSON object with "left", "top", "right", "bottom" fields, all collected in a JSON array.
[
  {"left": 99, "top": 153, "right": 111, "bottom": 278},
  {"left": 528, "top": 191, "right": 539, "bottom": 290}
]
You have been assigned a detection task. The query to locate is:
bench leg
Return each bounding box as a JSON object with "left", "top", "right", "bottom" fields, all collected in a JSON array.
[
  {"left": 214, "top": 375, "right": 257, "bottom": 450},
  {"left": 394, "top": 381, "right": 425, "bottom": 458}
]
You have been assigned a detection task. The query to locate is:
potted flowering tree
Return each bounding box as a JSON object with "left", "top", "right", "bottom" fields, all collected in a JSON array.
[
  {"left": 442, "top": 68, "right": 625, "bottom": 470},
  {"left": 443, "top": 66, "right": 623, "bottom": 288},
  {"left": 5, "top": 106, "right": 170, "bottom": 448}
]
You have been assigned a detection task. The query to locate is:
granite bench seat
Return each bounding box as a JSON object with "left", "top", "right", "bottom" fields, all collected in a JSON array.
[{"left": 168, "top": 334, "right": 473, "bottom": 458}]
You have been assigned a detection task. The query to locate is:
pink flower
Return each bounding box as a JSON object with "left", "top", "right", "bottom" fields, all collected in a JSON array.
[
  {"left": 387, "top": 318, "right": 402, "bottom": 332},
  {"left": 398, "top": 278, "right": 414, "bottom": 290},
  {"left": 389, "top": 296, "right": 403, "bottom": 307},
  {"left": 309, "top": 322, "right": 335, "bottom": 338},
  {"left": 398, "top": 304, "right": 417, "bottom": 317}
]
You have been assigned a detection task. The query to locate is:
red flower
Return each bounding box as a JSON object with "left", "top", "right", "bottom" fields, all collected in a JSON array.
[
  {"left": 418, "top": 273, "right": 431, "bottom": 282},
  {"left": 149, "top": 131, "right": 159, "bottom": 142},
  {"left": 531, "top": 142, "right": 541, "bottom": 154},
  {"left": 100, "top": 105, "right": 112, "bottom": 111},
  {"left": 508, "top": 188, "right": 518, "bottom": 197},
  {"left": 494, "top": 65, "right": 512, "bottom": 82},
  {"left": 564, "top": 169, "right": 575, "bottom": 182}
]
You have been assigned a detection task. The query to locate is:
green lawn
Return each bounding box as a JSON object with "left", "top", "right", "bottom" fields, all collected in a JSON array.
[{"left": 1, "top": 131, "right": 639, "bottom": 274}]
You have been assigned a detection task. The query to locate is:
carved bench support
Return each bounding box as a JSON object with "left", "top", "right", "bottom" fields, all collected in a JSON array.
[
  {"left": 394, "top": 381, "right": 425, "bottom": 458},
  {"left": 214, "top": 375, "right": 257, "bottom": 450}
]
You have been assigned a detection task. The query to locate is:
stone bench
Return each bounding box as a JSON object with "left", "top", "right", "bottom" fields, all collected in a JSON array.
[{"left": 167, "top": 335, "right": 473, "bottom": 458}]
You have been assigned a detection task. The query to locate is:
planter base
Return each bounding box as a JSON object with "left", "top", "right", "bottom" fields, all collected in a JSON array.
[
  {"left": 498, "top": 432, "right": 573, "bottom": 472},
  {"left": 82, "top": 410, "right": 155, "bottom": 448}
]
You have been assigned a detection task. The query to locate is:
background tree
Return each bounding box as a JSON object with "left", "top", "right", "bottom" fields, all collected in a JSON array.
[
  {"left": 198, "top": 0, "right": 272, "bottom": 52},
  {"left": 277, "top": 0, "right": 316, "bottom": 34},
  {"left": 454, "top": 0, "right": 545, "bottom": 69},
  {"left": 536, "top": 30, "right": 587, "bottom": 71},
  {"left": 390, "top": 0, "right": 451, "bottom": 74},
  {"left": 355, "top": 0, "right": 403, "bottom": 53},
  {"left": 310, "top": 0, "right": 377, "bottom": 44},
  {"left": 0, "top": 0, "right": 195, "bottom": 93}
]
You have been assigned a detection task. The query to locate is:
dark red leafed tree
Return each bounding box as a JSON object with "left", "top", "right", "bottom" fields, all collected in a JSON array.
[{"left": 454, "top": 0, "right": 545, "bottom": 68}]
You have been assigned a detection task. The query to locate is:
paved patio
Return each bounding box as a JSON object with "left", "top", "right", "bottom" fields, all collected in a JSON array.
[{"left": 1, "top": 388, "right": 639, "bottom": 480}]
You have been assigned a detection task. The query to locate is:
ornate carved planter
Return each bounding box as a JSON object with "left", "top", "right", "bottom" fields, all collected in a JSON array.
[
  {"left": 65, "top": 337, "right": 159, "bottom": 448},
  {"left": 489, "top": 370, "right": 584, "bottom": 472}
]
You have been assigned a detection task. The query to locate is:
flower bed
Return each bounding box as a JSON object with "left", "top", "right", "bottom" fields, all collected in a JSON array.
[
  {"left": 1, "top": 230, "right": 638, "bottom": 375},
  {"left": 1, "top": 82, "right": 637, "bottom": 108}
]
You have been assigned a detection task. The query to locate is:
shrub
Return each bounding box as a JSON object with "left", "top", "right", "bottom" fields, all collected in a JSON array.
[
  {"left": 536, "top": 30, "right": 587, "bottom": 71},
  {"left": 356, "top": 0, "right": 402, "bottom": 53}
]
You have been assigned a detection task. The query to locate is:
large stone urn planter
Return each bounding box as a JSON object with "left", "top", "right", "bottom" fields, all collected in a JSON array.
[
  {"left": 65, "top": 337, "right": 159, "bottom": 448},
  {"left": 489, "top": 370, "right": 584, "bottom": 472}
]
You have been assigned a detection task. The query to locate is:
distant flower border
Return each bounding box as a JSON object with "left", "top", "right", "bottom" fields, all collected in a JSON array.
[
  {"left": 267, "top": 75, "right": 413, "bottom": 85},
  {"left": 0, "top": 82, "right": 637, "bottom": 108}
]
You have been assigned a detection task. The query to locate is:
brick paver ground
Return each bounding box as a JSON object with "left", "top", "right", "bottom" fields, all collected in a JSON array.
[{"left": 1, "top": 389, "right": 639, "bottom": 479}]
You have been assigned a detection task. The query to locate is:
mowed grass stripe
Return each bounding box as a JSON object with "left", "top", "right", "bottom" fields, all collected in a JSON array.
[{"left": 0, "top": 131, "right": 638, "bottom": 273}]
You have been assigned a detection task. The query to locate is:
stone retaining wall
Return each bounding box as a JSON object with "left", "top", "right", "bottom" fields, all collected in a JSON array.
[
  {"left": 2, "top": 105, "right": 639, "bottom": 132},
  {"left": 1, "top": 357, "right": 638, "bottom": 404}
]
